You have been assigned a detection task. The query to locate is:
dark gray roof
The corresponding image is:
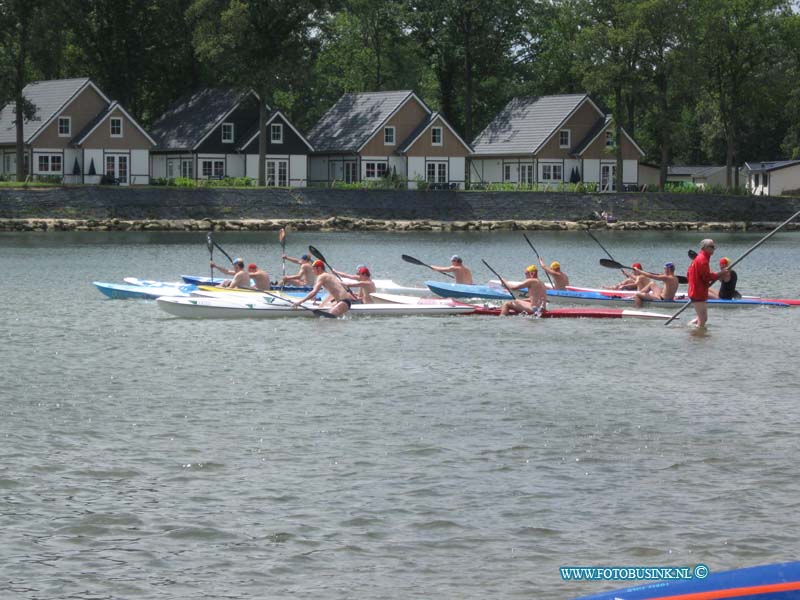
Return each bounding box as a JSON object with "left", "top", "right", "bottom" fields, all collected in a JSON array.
[
  {"left": 0, "top": 78, "right": 95, "bottom": 144},
  {"left": 150, "top": 87, "right": 255, "bottom": 150},
  {"left": 307, "top": 90, "right": 423, "bottom": 153},
  {"left": 397, "top": 111, "right": 472, "bottom": 153},
  {"left": 471, "top": 94, "right": 592, "bottom": 155},
  {"left": 744, "top": 160, "right": 800, "bottom": 173},
  {"left": 668, "top": 165, "right": 726, "bottom": 177}
]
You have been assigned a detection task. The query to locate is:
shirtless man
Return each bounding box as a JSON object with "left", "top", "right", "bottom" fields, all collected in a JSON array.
[
  {"left": 246, "top": 263, "right": 270, "bottom": 291},
  {"left": 210, "top": 257, "right": 251, "bottom": 288},
  {"left": 500, "top": 265, "right": 548, "bottom": 316},
  {"left": 279, "top": 253, "right": 315, "bottom": 286},
  {"left": 632, "top": 262, "right": 679, "bottom": 307},
  {"left": 431, "top": 255, "right": 473, "bottom": 284},
  {"left": 332, "top": 264, "right": 376, "bottom": 303},
  {"left": 292, "top": 260, "right": 354, "bottom": 317},
  {"left": 538, "top": 258, "right": 570, "bottom": 289},
  {"left": 604, "top": 262, "right": 641, "bottom": 290}
]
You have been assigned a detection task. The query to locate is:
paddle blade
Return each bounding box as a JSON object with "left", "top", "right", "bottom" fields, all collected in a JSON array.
[
  {"left": 599, "top": 258, "right": 627, "bottom": 270},
  {"left": 688, "top": 249, "right": 698, "bottom": 259},
  {"left": 279, "top": 227, "right": 286, "bottom": 249},
  {"left": 308, "top": 245, "right": 325, "bottom": 263},
  {"left": 678, "top": 275, "right": 688, "bottom": 284},
  {"left": 401, "top": 254, "right": 426, "bottom": 267}
]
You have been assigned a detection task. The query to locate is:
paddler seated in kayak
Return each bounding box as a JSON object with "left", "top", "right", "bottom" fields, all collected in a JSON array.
[
  {"left": 211, "top": 257, "right": 251, "bottom": 289},
  {"left": 292, "top": 260, "right": 356, "bottom": 316},
  {"left": 708, "top": 257, "right": 739, "bottom": 299},
  {"left": 538, "top": 258, "right": 569, "bottom": 289},
  {"left": 332, "top": 264, "right": 376, "bottom": 303},
  {"left": 430, "top": 255, "right": 473, "bottom": 284},
  {"left": 603, "top": 262, "right": 641, "bottom": 290},
  {"left": 246, "top": 263, "right": 270, "bottom": 291},
  {"left": 500, "top": 265, "right": 547, "bottom": 316},
  {"left": 279, "top": 253, "right": 315, "bottom": 287},
  {"left": 631, "top": 262, "right": 679, "bottom": 307}
]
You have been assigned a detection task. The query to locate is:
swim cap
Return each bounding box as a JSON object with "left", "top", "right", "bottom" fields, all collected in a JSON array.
[
  {"left": 300, "top": 254, "right": 310, "bottom": 261},
  {"left": 550, "top": 261, "right": 560, "bottom": 270},
  {"left": 247, "top": 263, "right": 257, "bottom": 271},
  {"left": 357, "top": 266, "right": 371, "bottom": 276},
  {"left": 526, "top": 265, "right": 537, "bottom": 273},
  {"left": 233, "top": 257, "right": 244, "bottom": 266},
  {"left": 664, "top": 262, "right": 675, "bottom": 270},
  {"left": 632, "top": 262, "right": 643, "bottom": 269},
  {"left": 312, "top": 259, "right": 325, "bottom": 270},
  {"left": 719, "top": 257, "right": 730, "bottom": 266},
  {"left": 450, "top": 255, "right": 462, "bottom": 263}
]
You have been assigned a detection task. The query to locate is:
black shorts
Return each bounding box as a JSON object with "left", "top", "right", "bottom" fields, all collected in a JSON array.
[{"left": 337, "top": 298, "right": 352, "bottom": 308}]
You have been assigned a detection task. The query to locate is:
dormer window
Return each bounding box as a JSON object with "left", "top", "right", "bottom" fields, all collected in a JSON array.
[
  {"left": 431, "top": 127, "right": 442, "bottom": 146},
  {"left": 222, "top": 123, "right": 234, "bottom": 143},
  {"left": 110, "top": 117, "right": 123, "bottom": 138},
  {"left": 270, "top": 123, "right": 283, "bottom": 144},
  {"left": 384, "top": 126, "right": 395, "bottom": 145},
  {"left": 605, "top": 131, "right": 615, "bottom": 147},
  {"left": 58, "top": 117, "right": 71, "bottom": 137},
  {"left": 559, "top": 129, "right": 570, "bottom": 148}
]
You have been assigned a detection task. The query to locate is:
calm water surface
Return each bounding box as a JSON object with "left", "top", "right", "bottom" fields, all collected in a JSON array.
[{"left": 2, "top": 230, "right": 800, "bottom": 599}]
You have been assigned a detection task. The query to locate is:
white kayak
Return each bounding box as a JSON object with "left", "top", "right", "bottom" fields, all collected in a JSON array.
[{"left": 156, "top": 296, "right": 476, "bottom": 318}]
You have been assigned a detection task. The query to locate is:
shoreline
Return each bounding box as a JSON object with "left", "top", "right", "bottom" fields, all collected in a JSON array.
[{"left": 2, "top": 217, "right": 798, "bottom": 233}]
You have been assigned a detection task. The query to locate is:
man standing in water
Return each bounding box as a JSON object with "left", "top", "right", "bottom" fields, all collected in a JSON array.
[
  {"left": 688, "top": 239, "right": 727, "bottom": 326},
  {"left": 292, "top": 260, "right": 355, "bottom": 317},
  {"left": 431, "top": 255, "right": 473, "bottom": 284}
]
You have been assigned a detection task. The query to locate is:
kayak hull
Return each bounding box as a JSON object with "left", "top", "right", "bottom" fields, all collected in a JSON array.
[
  {"left": 94, "top": 281, "right": 194, "bottom": 300},
  {"left": 572, "top": 560, "right": 800, "bottom": 600},
  {"left": 156, "top": 296, "right": 476, "bottom": 318}
]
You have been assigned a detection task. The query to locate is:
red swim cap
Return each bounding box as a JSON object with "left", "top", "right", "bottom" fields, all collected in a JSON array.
[
  {"left": 632, "top": 262, "right": 643, "bottom": 269},
  {"left": 312, "top": 259, "right": 325, "bottom": 270},
  {"left": 357, "top": 266, "right": 371, "bottom": 276},
  {"left": 247, "top": 263, "right": 257, "bottom": 271}
]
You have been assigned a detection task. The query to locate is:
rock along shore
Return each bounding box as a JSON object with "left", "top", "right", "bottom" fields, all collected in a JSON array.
[{"left": 2, "top": 216, "right": 798, "bottom": 233}]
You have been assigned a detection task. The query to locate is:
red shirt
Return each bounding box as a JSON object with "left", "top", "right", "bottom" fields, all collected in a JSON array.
[{"left": 687, "top": 250, "right": 719, "bottom": 301}]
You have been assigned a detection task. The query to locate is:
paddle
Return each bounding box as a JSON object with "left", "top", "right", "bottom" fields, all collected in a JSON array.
[
  {"left": 584, "top": 228, "right": 629, "bottom": 277},
  {"left": 279, "top": 228, "right": 286, "bottom": 281},
  {"left": 522, "top": 233, "right": 555, "bottom": 288},
  {"left": 480, "top": 259, "right": 520, "bottom": 300},
  {"left": 599, "top": 259, "right": 688, "bottom": 284},
  {"left": 206, "top": 233, "right": 214, "bottom": 283},
  {"left": 401, "top": 254, "right": 455, "bottom": 278},
  {"left": 308, "top": 245, "right": 358, "bottom": 298},
  {"left": 261, "top": 289, "right": 337, "bottom": 319},
  {"left": 665, "top": 208, "right": 800, "bottom": 325}
]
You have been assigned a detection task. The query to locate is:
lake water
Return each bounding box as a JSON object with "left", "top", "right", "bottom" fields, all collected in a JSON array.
[{"left": 2, "top": 229, "right": 799, "bottom": 599}]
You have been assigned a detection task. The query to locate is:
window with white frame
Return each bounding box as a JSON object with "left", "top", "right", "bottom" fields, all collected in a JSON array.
[
  {"left": 110, "top": 117, "right": 123, "bottom": 137},
  {"left": 504, "top": 164, "right": 512, "bottom": 181},
  {"left": 559, "top": 129, "right": 570, "bottom": 148},
  {"left": 605, "top": 131, "right": 614, "bottom": 147},
  {"left": 51, "top": 155, "right": 62, "bottom": 173},
  {"left": 222, "top": 123, "right": 234, "bottom": 143},
  {"left": 270, "top": 123, "right": 283, "bottom": 144},
  {"left": 384, "top": 126, "right": 395, "bottom": 145},
  {"left": 213, "top": 160, "right": 224, "bottom": 178},
  {"left": 201, "top": 160, "right": 224, "bottom": 178},
  {"left": 542, "top": 164, "right": 562, "bottom": 181},
  {"left": 365, "top": 161, "right": 388, "bottom": 179},
  {"left": 58, "top": 117, "right": 71, "bottom": 137},
  {"left": 427, "top": 162, "right": 437, "bottom": 183},
  {"left": 431, "top": 127, "right": 442, "bottom": 146},
  {"left": 180, "top": 159, "right": 193, "bottom": 179},
  {"left": 436, "top": 163, "right": 447, "bottom": 183},
  {"left": 38, "top": 156, "right": 50, "bottom": 172},
  {"left": 520, "top": 164, "right": 533, "bottom": 185},
  {"left": 266, "top": 159, "right": 288, "bottom": 186}
]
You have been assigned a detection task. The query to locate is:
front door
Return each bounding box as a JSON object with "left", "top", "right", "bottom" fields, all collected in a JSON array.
[
  {"left": 4, "top": 154, "right": 16, "bottom": 178},
  {"left": 344, "top": 161, "right": 357, "bottom": 184},
  {"left": 180, "top": 159, "right": 194, "bottom": 179},
  {"left": 601, "top": 164, "right": 616, "bottom": 192},
  {"left": 106, "top": 155, "right": 129, "bottom": 185}
]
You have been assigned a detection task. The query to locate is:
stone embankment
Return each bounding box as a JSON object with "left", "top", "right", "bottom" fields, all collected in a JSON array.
[{"left": 2, "top": 186, "right": 799, "bottom": 232}]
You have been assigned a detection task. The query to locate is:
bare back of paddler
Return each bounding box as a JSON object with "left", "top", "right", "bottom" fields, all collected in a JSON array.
[
  {"left": 632, "top": 262, "right": 679, "bottom": 307},
  {"left": 538, "top": 258, "right": 569, "bottom": 289},
  {"left": 293, "top": 260, "right": 353, "bottom": 316},
  {"left": 431, "top": 255, "right": 473, "bottom": 284},
  {"left": 333, "top": 265, "right": 376, "bottom": 303},
  {"left": 500, "top": 265, "right": 548, "bottom": 315}
]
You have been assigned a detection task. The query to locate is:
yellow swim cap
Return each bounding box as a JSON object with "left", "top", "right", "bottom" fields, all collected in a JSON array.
[
  {"left": 550, "top": 261, "right": 561, "bottom": 270},
  {"left": 526, "top": 264, "right": 537, "bottom": 273}
]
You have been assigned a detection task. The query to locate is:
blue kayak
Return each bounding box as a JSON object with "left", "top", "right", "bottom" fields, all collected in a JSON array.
[
  {"left": 572, "top": 560, "right": 800, "bottom": 599},
  {"left": 94, "top": 281, "right": 196, "bottom": 300},
  {"left": 426, "top": 280, "right": 513, "bottom": 300}
]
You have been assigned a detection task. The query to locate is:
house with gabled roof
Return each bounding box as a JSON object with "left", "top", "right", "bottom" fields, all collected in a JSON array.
[
  {"left": 667, "top": 165, "right": 742, "bottom": 188},
  {"left": 149, "top": 88, "right": 312, "bottom": 187},
  {"left": 469, "top": 94, "right": 645, "bottom": 191},
  {"left": 0, "top": 77, "right": 156, "bottom": 185},
  {"left": 307, "top": 90, "right": 472, "bottom": 189},
  {"left": 745, "top": 160, "right": 800, "bottom": 196}
]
